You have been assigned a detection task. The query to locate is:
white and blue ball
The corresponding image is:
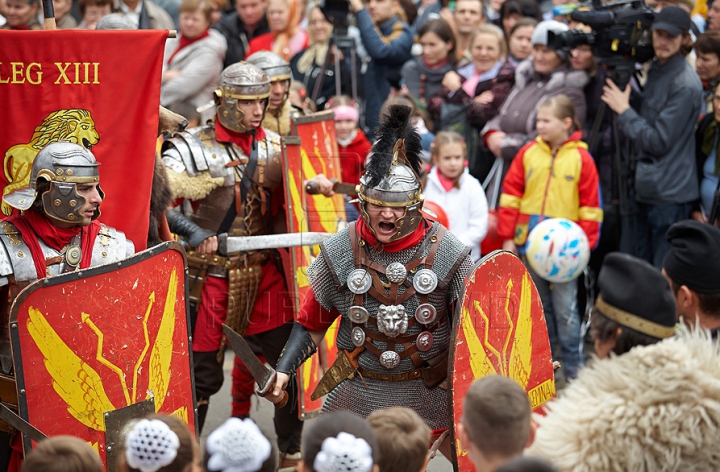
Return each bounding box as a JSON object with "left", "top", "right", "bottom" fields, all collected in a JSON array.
[{"left": 526, "top": 218, "right": 590, "bottom": 283}]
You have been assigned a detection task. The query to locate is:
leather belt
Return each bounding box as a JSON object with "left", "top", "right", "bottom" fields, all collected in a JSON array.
[
  {"left": 187, "top": 250, "right": 271, "bottom": 276},
  {"left": 358, "top": 367, "right": 422, "bottom": 382}
]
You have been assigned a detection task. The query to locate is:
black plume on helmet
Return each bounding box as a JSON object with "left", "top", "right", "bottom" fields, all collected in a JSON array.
[{"left": 365, "top": 105, "right": 423, "bottom": 188}]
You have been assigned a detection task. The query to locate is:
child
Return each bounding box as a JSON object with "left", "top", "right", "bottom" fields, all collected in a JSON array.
[
  {"left": 458, "top": 376, "right": 535, "bottom": 472},
  {"left": 298, "top": 411, "right": 378, "bottom": 472},
  {"left": 21, "top": 436, "right": 103, "bottom": 472},
  {"left": 498, "top": 94, "right": 602, "bottom": 380},
  {"left": 366, "top": 407, "right": 431, "bottom": 472},
  {"left": 424, "top": 131, "right": 488, "bottom": 262},
  {"left": 327, "top": 96, "right": 371, "bottom": 221},
  {"left": 122, "top": 414, "right": 201, "bottom": 472},
  {"left": 204, "top": 417, "right": 276, "bottom": 472}
]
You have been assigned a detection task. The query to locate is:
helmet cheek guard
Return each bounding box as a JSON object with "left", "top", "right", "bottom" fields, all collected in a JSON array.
[{"left": 41, "top": 182, "right": 91, "bottom": 225}]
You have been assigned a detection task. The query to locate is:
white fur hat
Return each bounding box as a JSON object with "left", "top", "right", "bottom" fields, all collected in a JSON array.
[{"left": 527, "top": 328, "right": 720, "bottom": 471}]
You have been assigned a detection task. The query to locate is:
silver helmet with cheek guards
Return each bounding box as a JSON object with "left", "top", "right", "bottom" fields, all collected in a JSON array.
[
  {"left": 246, "top": 51, "right": 292, "bottom": 99},
  {"left": 357, "top": 105, "right": 425, "bottom": 242},
  {"left": 215, "top": 62, "right": 271, "bottom": 133},
  {"left": 3, "top": 142, "right": 104, "bottom": 225}
]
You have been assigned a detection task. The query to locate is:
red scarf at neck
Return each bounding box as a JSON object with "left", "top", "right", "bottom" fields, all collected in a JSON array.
[
  {"left": 167, "top": 29, "right": 210, "bottom": 64},
  {"left": 423, "top": 57, "right": 448, "bottom": 70},
  {"left": 215, "top": 121, "right": 267, "bottom": 156},
  {"left": 4, "top": 210, "right": 102, "bottom": 279},
  {"left": 356, "top": 216, "right": 430, "bottom": 252}
]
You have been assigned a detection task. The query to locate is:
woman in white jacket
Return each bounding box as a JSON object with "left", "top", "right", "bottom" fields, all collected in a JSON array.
[
  {"left": 162, "top": 0, "right": 227, "bottom": 125},
  {"left": 424, "top": 131, "right": 488, "bottom": 261}
]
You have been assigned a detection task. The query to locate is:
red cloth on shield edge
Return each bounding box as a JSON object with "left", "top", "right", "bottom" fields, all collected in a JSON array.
[
  {"left": 192, "top": 260, "right": 295, "bottom": 351},
  {"left": 0, "top": 30, "right": 168, "bottom": 252}
]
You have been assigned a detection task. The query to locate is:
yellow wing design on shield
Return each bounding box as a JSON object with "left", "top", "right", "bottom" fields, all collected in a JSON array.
[
  {"left": 148, "top": 268, "right": 178, "bottom": 411},
  {"left": 27, "top": 306, "right": 115, "bottom": 431},
  {"left": 508, "top": 273, "right": 533, "bottom": 387}
]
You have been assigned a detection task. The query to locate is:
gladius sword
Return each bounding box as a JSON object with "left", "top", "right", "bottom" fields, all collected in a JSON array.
[
  {"left": 222, "top": 324, "right": 289, "bottom": 408},
  {"left": 217, "top": 232, "right": 332, "bottom": 255}
]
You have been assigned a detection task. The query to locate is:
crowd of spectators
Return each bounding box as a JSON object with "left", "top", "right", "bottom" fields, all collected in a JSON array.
[{"left": 5, "top": 0, "right": 720, "bottom": 471}]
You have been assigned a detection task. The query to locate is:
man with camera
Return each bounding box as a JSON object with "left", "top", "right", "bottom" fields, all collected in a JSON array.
[
  {"left": 601, "top": 6, "right": 701, "bottom": 268},
  {"left": 349, "top": 0, "right": 414, "bottom": 138}
]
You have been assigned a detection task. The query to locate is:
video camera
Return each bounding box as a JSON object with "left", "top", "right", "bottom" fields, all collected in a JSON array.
[
  {"left": 320, "top": 0, "right": 351, "bottom": 36},
  {"left": 548, "top": 0, "right": 656, "bottom": 89}
]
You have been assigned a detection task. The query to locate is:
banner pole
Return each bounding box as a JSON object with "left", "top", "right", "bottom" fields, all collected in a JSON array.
[
  {"left": 42, "top": 0, "right": 56, "bottom": 29},
  {"left": 168, "top": 30, "right": 177, "bottom": 38}
]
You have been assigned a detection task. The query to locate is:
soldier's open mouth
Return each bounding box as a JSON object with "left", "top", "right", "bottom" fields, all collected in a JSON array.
[{"left": 379, "top": 222, "right": 395, "bottom": 232}]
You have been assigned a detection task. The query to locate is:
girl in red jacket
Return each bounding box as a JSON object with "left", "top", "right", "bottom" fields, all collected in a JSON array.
[
  {"left": 328, "top": 96, "right": 372, "bottom": 221},
  {"left": 498, "top": 94, "right": 602, "bottom": 380}
]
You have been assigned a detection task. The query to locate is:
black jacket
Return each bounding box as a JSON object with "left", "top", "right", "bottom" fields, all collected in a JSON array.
[
  {"left": 289, "top": 50, "right": 349, "bottom": 110},
  {"left": 214, "top": 14, "right": 269, "bottom": 68}
]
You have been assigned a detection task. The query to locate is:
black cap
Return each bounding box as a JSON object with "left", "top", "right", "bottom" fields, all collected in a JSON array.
[
  {"left": 651, "top": 6, "right": 691, "bottom": 37},
  {"left": 596, "top": 252, "right": 676, "bottom": 339},
  {"left": 663, "top": 220, "right": 720, "bottom": 294}
]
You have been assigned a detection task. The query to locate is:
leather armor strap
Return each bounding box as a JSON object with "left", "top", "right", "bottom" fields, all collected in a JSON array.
[
  {"left": 425, "top": 225, "right": 446, "bottom": 268},
  {"left": 217, "top": 141, "right": 260, "bottom": 235}
]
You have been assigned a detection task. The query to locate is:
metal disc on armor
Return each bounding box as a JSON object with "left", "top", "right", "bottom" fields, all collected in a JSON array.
[
  {"left": 347, "top": 269, "right": 372, "bottom": 294},
  {"left": 385, "top": 262, "right": 407, "bottom": 284},
  {"left": 379, "top": 350, "right": 401, "bottom": 369},
  {"left": 65, "top": 246, "right": 82, "bottom": 267},
  {"left": 413, "top": 269, "right": 438, "bottom": 294},
  {"left": 351, "top": 327, "right": 366, "bottom": 347},
  {"left": 416, "top": 331, "right": 434, "bottom": 352},
  {"left": 415, "top": 303, "right": 437, "bottom": 325},
  {"left": 348, "top": 306, "right": 370, "bottom": 324}
]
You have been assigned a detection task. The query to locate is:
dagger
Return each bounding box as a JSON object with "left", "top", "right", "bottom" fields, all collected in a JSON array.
[{"left": 222, "top": 325, "right": 289, "bottom": 408}]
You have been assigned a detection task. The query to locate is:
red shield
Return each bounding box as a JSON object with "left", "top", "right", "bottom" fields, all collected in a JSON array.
[
  {"left": 448, "top": 251, "right": 555, "bottom": 472},
  {"left": 10, "top": 242, "right": 195, "bottom": 464},
  {"left": 282, "top": 111, "right": 345, "bottom": 418}
]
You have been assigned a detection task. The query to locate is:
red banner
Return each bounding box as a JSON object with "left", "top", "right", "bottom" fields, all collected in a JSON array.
[{"left": 0, "top": 30, "right": 168, "bottom": 251}]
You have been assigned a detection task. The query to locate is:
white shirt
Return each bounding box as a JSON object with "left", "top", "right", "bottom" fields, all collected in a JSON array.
[
  {"left": 117, "top": 1, "right": 142, "bottom": 27},
  {"left": 424, "top": 167, "right": 488, "bottom": 262}
]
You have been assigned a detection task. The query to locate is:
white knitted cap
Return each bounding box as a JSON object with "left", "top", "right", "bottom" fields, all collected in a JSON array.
[
  {"left": 313, "top": 432, "right": 373, "bottom": 472},
  {"left": 125, "top": 419, "right": 180, "bottom": 472},
  {"left": 206, "top": 418, "right": 272, "bottom": 472}
]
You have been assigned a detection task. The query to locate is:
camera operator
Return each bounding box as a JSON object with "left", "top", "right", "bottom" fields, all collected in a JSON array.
[
  {"left": 601, "top": 6, "right": 701, "bottom": 268},
  {"left": 349, "top": 0, "right": 414, "bottom": 138}
]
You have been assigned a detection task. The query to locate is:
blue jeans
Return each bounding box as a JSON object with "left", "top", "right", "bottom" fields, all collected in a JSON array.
[
  {"left": 526, "top": 261, "right": 584, "bottom": 380},
  {"left": 621, "top": 199, "right": 692, "bottom": 269}
]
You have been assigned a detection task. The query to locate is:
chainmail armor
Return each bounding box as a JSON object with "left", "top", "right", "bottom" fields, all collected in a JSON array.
[{"left": 307, "top": 224, "right": 473, "bottom": 428}]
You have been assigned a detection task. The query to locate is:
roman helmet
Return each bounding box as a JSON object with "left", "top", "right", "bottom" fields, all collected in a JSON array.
[
  {"left": 246, "top": 51, "right": 292, "bottom": 106},
  {"left": 3, "top": 142, "right": 104, "bottom": 224},
  {"left": 214, "top": 62, "right": 271, "bottom": 133},
  {"left": 357, "top": 105, "right": 426, "bottom": 242}
]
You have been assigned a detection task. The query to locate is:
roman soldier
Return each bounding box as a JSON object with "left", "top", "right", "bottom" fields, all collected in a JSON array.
[
  {"left": 246, "top": 51, "right": 293, "bottom": 136},
  {"left": 0, "top": 141, "right": 134, "bottom": 467},
  {"left": 266, "top": 105, "right": 474, "bottom": 434},
  {"left": 160, "top": 62, "right": 303, "bottom": 464}
]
